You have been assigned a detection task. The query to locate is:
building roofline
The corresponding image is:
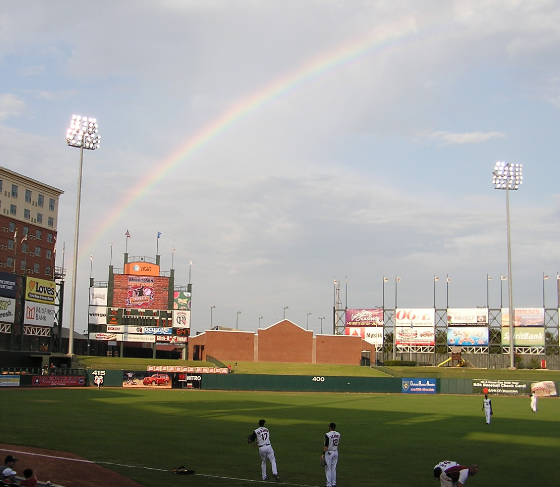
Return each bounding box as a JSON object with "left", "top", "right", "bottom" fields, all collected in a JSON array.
[{"left": 0, "top": 166, "right": 64, "bottom": 195}]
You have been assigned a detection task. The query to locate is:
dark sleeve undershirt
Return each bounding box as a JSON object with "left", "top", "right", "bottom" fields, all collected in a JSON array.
[{"left": 324, "top": 434, "right": 329, "bottom": 447}]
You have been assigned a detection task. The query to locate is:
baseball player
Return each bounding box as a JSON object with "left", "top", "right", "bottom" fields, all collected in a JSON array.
[
  {"left": 530, "top": 393, "right": 538, "bottom": 413},
  {"left": 433, "top": 460, "right": 478, "bottom": 487},
  {"left": 482, "top": 394, "right": 492, "bottom": 424},
  {"left": 322, "top": 422, "right": 340, "bottom": 487},
  {"left": 247, "top": 419, "right": 279, "bottom": 481}
]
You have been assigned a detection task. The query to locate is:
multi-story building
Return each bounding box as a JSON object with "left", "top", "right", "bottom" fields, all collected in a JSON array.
[{"left": 0, "top": 167, "right": 63, "bottom": 279}]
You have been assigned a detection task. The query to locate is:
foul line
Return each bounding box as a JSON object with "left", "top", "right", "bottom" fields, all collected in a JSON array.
[{"left": 0, "top": 448, "right": 319, "bottom": 487}]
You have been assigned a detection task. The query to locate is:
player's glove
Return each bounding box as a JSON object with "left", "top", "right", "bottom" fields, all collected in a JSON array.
[{"left": 320, "top": 454, "right": 326, "bottom": 467}]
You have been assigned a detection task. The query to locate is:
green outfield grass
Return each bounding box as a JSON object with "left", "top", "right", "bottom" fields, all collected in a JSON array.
[
  {"left": 225, "top": 360, "right": 392, "bottom": 376},
  {"left": 1, "top": 388, "right": 558, "bottom": 486},
  {"left": 74, "top": 355, "right": 216, "bottom": 370}
]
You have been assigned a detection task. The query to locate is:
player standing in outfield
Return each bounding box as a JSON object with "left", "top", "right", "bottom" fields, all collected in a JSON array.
[
  {"left": 482, "top": 394, "right": 493, "bottom": 424},
  {"left": 433, "top": 460, "right": 479, "bottom": 487},
  {"left": 530, "top": 392, "right": 538, "bottom": 413},
  {"left": 322, "top": 422, "right": 340, "bottom": 487},
  {"left": 247, "top": 419, "right": 279, "bottom": 481}
]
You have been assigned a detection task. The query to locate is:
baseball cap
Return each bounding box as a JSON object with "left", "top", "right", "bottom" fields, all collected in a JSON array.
[{"left": 4, "top": 455, "right": 17, "bottom": 463}]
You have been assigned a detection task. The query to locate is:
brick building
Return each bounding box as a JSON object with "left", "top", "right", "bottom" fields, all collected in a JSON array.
[
  {"left": 0, "top": 167, "right": 63, "bottom": 279},
  {"left": 189, "top": 320, "right": 375, "bottom": 365}
]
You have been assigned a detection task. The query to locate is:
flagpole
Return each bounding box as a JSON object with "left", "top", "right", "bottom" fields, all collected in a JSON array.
[{"left": 156, "top": 234, "right": 159, "bottom": 255}]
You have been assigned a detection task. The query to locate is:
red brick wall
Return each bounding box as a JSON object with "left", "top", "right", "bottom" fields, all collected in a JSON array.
[
  {"left": 112, "top": 274, "right": 169, "bottom": 309},
  {"left": 257, "top": 320, "right": 313, "bottom": 362},
  {"left": 188, "top": 330, "right": 255, "bottom": 362},
  {"left": 316, "top": 335, "right": 376, "bottom": 365}
]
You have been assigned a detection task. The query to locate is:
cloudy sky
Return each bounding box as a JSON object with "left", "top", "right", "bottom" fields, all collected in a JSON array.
[{"left": 2, "top": 1, "right": 560, "bottom": 335}]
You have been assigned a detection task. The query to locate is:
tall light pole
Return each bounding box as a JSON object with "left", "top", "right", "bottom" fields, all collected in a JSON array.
[
  {"left": 210, "top": 305, "right": 215, "bottom": 328},
  {"left": 394, "top": 276, "right": 400, "bottom": 308},
  {"left": 66, "top": 115, "right": 100, "bottom": 355},
  {"left": 446, "top": 274, "right": 450, "bottom": 308},
  {"left": 236, "top": 311, "right": 241, "bottom": 329},
  {"left": 486, "top": 274, "right": 493, "bottom": 309},
  {"left": 500, "top": 275, "right": 507, "bottom": 308},
  {"left": 542, "top": 273, "right": 549, "bottom": 308},
  {"left": 492, "top": 161, "right": 523, "bottom": 368},
  {"left": 283, "top": 306, "right": 288, "bottom": 319},
  {"left": 258, "top": 315, "right": 263, "bottom": 328},
  {"left": 306, "top": 312, "right": 312, "bottom": 329},
  {"left": 318, "top": 316, "right": 325, "bottom": 333},
  {"left": 382, "top": 276, "right": 388, "bottom": 308},
  {"left": 433, "top": 275, "right": 439, "bottom": 308}
]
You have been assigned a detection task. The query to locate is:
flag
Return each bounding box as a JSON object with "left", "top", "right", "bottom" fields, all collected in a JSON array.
[
  {"left": 396, "top": 276, "right": 401, "bottom": 283},
  {"left": 125, "top": 230, "right": 131, "bottom": 238},
  {"left": 446, "top": 275, "right": 451, "bottom": 283},
  {"left": 157, "top": 232, "right": 162, "bottom": 239},
  {"left": 543, "top": 274, "right": 550, "bottom": 280},
  {"left": 500, "top": 275, "right": 507, "bottom": 281},
  {"left": 487, "top": 275, "right": 493, "bottom": 281},
  {"left": 383, "top": 277, "right": 389, "bottom": 283},
  {"left": 21, "top": 234, "right": 27, "bottom": 244},
  {"left": 434, "top": 276, "right": 439, "bottom": 282}
]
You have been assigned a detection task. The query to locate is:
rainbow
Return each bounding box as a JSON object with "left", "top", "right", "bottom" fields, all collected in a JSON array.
[{"left": 81, "top": 17, "right": 418, "bottom": 259}]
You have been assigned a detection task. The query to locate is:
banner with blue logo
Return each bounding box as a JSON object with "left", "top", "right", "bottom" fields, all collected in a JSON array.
[{"left": 401, "top": 378, "right": 436, "bottom": 394}]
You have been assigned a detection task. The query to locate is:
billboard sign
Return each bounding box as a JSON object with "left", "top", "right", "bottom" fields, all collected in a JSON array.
[
  {"left": 0, "top": 272, "right": 17, "bottom": 298},
  {"left": 156, "top": 335, "right": 188, "bottom": 343},
  {"left": 25, "top": 277, "right": 56, "bottom": 304},
  {"left": 501, "top": 308, "right": 544, "bottom": 327},
  {"left": 172, "top": 310, "right": 190, "bottom": 329},
  {"left": 24, "top": 301, "right": 55, "bottom": 326},
  {"left": 344, "top": 326, "right": 384, "bottom": 345},
  {"left": 395, "top": 308, "right": 434, "bottom": 326},
  {"left": 88, "top": 306, "right": 107, "bottom": 325},
  {"left": 32, "top": 376, "right": 86, "bottom": 387},
  {"left": 501, "top": 327, "right": 545, "bottom": 346},
  {"left": 143, "top": 327, "right": 173, "bottom": 335},
  {"left": 124, "top": 261, "right": 160, "bottom": 276},
  {"left": 402, "top": 378, "right": 436, "bottom": 394},
  {"left": 447, "top": 327, "right": 489, "bottom": 346},
  {"left": 89, "top": 287, "right": 107, "bottom": 306},
  {"left": 395, "top": 326, "right": 435, "bottom": 346},
  {"left": 472, "top": 379, "right": 528, "bottom": 395},
  {"left": 447, "top": 308, "right": 488, "bottom": 325},
  {"left": 173, "top": 291, "right": 191, "bottom": 310},
  {"left": 113, "top": 275, "right": 169, "bottom": 310},
  {"left": 531, "top": 381, "right": 557, "bottom": 397},
  {"left": 345, "top": 308, "right": 384, "bottom": 327},
  {"left": 0, "top": 297, "right": 16, "bottom": 324}
]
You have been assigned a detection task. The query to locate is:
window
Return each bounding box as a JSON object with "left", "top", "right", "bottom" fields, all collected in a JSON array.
[
  {"left": 49, "top": 198, "right": 55, "bottom": 211},
  {"left": 38, "top": 194, "right": 44, "bottom": 207},
  {"left": 24, "top": 209, "right": 30, "bottom": 220},
  {"left": 10, "top": 205, "right": 16, "bottom": 215},
  {"left": 47, "top": 217, "right": 54, "bottom": 227},
  {"left": 20, "top": 260, "right": 26, "bottom": 271},
  {"left": 8, "top": 222, "right": 15, "bottom": 232},
  {"left": 35, "top": 247, "right": 41, "bottom": 257},
  {"left": 22, "top": 243, "right": 27, "bottom": 253},
  {"left": 46, "top": 249, "right": 52, "bottom": 259},
  {"left": 37, "top": 213, "right": 43, "bottom": 224},
  {"left": 33, "top": 263, "right": 40, "bottom": 274},
  {"left": 0, "top": 180, "right": 3, "bottom": 192},
  {"left": 25, "top": 189, "right": 32, "bottom": 203},
  {"left": 7, "top": 257, "right": 13, "bottom": 268},
  {"left": 47, "top": 233, "right": 53, "bottom": 243},
  {"left": 45, "top": 266, "right": 51, "bottom": 277},
  {"left": 23, "top": 226, "right": 28, "bottom": 236},
  {"left": 11, "top": 184, "right": 17, "bottom": 198},
  {"left": 35, "top": 230, "right": 41, "bottom": 240},
  {"left": 7, "top": 240, "right": 13, "bottom": 250}
]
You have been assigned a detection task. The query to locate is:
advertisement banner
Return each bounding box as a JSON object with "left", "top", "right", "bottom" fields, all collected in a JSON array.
[
  {"left": 531, "top": 381, "right": 557, "bottom": 397},
  {"left": 447, "top": 308, "right": 488, "bottom": 325},
  {"left": 501, "top": 308, "right": 544, "bottom": 327},
  {"left": 124, "top": 261, "right": 160, "bottom": 276},
  {"left": 113, "top": 275, "right": 169, "bottom": 310},
  {"left": 344, "top": 326, "right": 384, "bottom": 345},
  {"left": 173, "top": 290, "right": 191, "bottom": 310},
  {"left": 501, "top": 327, "right": 545, "bottom": 346},
  {"left": 395, "top": 326, "right": 435, "bottom": 346},
  {"left": 395, "top": 308, "right": 434, "bottom": 326},
  {"left": 25, "top": 277, "right": 56, "bottom": 304},
  {"left": 0, "top": 297, "right": 16, "bottom": 324},
  {"left": 0, "top": 272, "right": 17, "bottom": 298},
  {"left": 31, "top": 376, "right": 86, "bottom": 387},
  {"left": 90, "top": 332, "right": 122, "bottom": 341},
  {"left": 402, "top": 378, "right": 436, "bottom": 394},
  {"left": 123, "top": 371, "right": 171, "bottom": 389},
  {"left": 172, "top": 310, "right": 190, "bottom": 328},
  {"left": 472, "top": 379, "right": 528, "bottom": 395},
  {"left": 88, "top": 306, "right": 107, "bottom": 325},
  {"left": 89, "top": 287, "right": 107, "bottom": 306},
  {"left": 143, "top": 327, "right": 173, "bottom": 335},
  {"left": 122, "top": 333, "right": 155, "bottom": 343},
  {"left": 24, "top": 301, "right": 55, "bottom": 326},
  {"left": 447, "top": 327, "right": 489, "bottom": 346},
  {"left": 0, "top": 375, "right": 20, "bottom": 387},
  {"left": 345, "top": 308, "right": 384, "bottom": 327},
  {"left": 156, "top": 335, "right": 188, "bottom": 343}
]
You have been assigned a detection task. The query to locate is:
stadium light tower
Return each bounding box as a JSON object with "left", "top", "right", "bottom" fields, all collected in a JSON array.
[
  {"left": 492, "top": 161, "right": 522, "bottom": 369},
  {"left": 66, "top": 115, "right": 100, "bottom": 355}
]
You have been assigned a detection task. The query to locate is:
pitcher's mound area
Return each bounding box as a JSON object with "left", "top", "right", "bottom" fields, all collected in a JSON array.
[{"left": 0, "top": 444, "right": 143, "bottom": 487}]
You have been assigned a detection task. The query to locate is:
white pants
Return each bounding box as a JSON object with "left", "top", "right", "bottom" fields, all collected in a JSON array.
[
  {"left": 258, "top": 445, "right": 277, "bottom": 480},
  {"left": 484, "top": 407, "right": 491, "bottom": 424},
  {"left": 439, "top": 471, "right": 456, "bottom": 487},
  {"left": 324, "top": 450, "right": 338, "bottom": 487},
  {"left": 531, "top": 396, "right": 537, "bottom": 412}
]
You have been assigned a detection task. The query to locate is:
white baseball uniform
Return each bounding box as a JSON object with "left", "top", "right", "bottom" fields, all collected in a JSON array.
[
  {"left": 252, "top": 426, "right": 278, "bottom": 480},
  {"left": 530, "top": 393, "right": 537, "bottom": 413},
  {"left": 324, "top": 430, "right": 340, "bottom": 487},
  {"left": 482, "top": 397, "right": 492, "bottom": 424},
  {"left": 434, "top": 460, "right": 470, "bottom": 487}
]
